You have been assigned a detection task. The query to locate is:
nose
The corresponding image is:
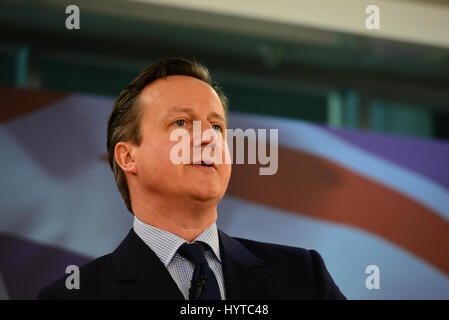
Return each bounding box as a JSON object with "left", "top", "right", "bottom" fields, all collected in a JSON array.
[{"left": 192, "top": 120, "right": 218, "bottom": 148}]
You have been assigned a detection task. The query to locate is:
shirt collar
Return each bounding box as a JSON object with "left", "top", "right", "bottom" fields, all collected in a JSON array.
[{"left": 133, "top": 216, "right": 221, "bottom": 267}]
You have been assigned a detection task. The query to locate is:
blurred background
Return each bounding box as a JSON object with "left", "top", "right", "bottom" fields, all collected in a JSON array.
[{"left": 0, "top": 0, "right": 448, "bottom": 299}]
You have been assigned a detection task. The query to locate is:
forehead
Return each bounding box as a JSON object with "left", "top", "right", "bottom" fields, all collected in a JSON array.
[{"left": 139, "top": 75, "right": 224, "bottom": 117}]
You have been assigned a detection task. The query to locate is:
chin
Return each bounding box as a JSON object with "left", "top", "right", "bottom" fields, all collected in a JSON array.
[{"left": 186, "top": 184, "right": 222, "bottom": 203}]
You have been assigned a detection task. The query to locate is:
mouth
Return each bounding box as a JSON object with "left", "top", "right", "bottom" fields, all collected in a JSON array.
[
  {"left": 190, "top": 160, "right": 216, "bottom": 170},
  {"left": 201, "top": 160, "right": 214, "bottom": 167}
]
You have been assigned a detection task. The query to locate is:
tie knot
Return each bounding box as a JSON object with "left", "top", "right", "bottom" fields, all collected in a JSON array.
[{"left": 178, "top": 242, "right": 208, "bottom": 265}]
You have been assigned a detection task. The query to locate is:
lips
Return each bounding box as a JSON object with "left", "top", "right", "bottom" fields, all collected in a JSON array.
[
  {"left": 200, "top": 161, "right": 214, "bottom": 167},
  {"left": 190, "top": 159, "right": 217, "bottom": 170},
  {"left": 198, "top": 161, "right": 217, "bottom": 170}
]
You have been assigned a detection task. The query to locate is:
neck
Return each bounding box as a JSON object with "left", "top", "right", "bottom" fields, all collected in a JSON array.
[{"left": 131, "top": 192, "right": 218, "bottom": 242}]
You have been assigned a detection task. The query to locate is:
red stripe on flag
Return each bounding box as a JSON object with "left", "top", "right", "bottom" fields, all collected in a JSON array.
[{"left": 0, "top": 86, "right": 69, "bottom": 124}]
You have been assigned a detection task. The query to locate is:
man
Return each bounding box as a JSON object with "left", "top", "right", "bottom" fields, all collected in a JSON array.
[{"left": 38, "top": 57, "right": 345, "bottom": 300}]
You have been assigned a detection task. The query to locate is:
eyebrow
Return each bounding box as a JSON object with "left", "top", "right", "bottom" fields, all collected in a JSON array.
[
  {"left": 162, "top": 106, "right": 193, "bottom": 118},
  {"left": 162, "top": 106, "right": 227, "bottom": 124}
]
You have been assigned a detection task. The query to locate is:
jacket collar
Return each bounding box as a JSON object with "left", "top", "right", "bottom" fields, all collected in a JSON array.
[
  {"left": 111, "top": 229, "right": 184, "bottom": 299},
  {"left": 111, "top": 228, "right": 274, "bottom": 299}
]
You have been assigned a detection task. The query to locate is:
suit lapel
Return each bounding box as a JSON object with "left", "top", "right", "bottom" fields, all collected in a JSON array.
[
  {"left": 111, "top": 229, "right": 184, "bottom": 300},
  {"left": 218, "top": 230, "right": 275, "bottom": 299}
]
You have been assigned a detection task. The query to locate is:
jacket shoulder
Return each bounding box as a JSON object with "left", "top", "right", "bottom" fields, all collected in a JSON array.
[
  {"left": 232, "top": 236, "right": 346, "bottom": 300},
  {"left": 232, "top": 236, "right": 311, "bottom": 263}
]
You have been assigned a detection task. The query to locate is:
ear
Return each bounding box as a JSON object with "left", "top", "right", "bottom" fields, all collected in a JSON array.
[{"left": 114, "top": 141, "right": 138, "bottom": 175}]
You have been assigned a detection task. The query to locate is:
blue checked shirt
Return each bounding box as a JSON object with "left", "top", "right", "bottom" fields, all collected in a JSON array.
[{"left": 133, "top": 216, "right": 226, "bottom": 300}]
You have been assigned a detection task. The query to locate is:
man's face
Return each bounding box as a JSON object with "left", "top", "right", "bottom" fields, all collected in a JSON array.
[{"left": 131, "top": 75, "right": 231, "bottom": 205}]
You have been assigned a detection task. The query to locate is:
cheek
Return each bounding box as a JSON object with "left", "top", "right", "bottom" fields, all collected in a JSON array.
[
  {"left": 137, "top": 141, "right": 178, "bottom": 178},
  {"left": 220, "top": 164, "right": 232, "bottom": 184}
]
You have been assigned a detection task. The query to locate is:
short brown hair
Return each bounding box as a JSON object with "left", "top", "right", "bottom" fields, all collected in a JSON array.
[{"left": 107, "top": 57, "right": 229, "bottom": 213}]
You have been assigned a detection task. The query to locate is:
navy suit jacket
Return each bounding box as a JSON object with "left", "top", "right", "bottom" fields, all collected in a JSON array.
[{"left": 38, "top": 228, "right": 346, "bottom": 299}]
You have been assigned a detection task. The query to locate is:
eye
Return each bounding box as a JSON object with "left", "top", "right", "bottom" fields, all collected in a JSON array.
[
  {"left": 212, "top": 124, "right": 222, "bottom": 133},
  {"left": 174, "top": 119, "right": 187, "bottom": 127}
]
